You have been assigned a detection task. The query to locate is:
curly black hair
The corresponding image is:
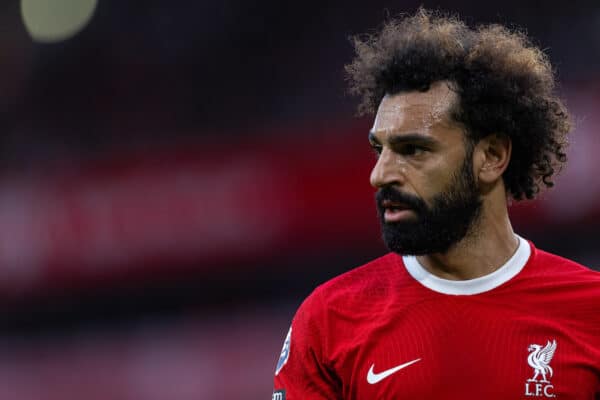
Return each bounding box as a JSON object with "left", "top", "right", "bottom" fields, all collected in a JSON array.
[{"left": 345, "top": 8, "right": 570, "bottom": 200}]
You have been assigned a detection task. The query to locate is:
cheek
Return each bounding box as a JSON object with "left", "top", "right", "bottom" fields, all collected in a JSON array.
[{"left": 413, "top": 159, "right": 458, "bottom": 201}]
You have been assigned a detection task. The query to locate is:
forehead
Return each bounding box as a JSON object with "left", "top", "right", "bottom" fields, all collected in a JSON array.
[{"left": 371, "top": 81, "right": 462, "bottom": 138}]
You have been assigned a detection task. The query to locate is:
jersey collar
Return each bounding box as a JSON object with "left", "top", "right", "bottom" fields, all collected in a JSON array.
[{"left": 402, "top": 235, "right": 531, "bottom": 295}]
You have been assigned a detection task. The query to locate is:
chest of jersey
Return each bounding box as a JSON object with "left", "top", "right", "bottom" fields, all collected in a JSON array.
[{"left": 335, "top": 296, "right": 598, "bottom": 400}]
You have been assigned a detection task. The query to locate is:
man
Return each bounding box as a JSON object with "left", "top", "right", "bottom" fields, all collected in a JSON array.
[{"left": 273, "top": 9, "right": 600, "bottom": 399}]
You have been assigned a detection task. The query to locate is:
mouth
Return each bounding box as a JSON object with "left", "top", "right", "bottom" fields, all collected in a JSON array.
[{"left": 381, "top": 200, "right": 416, "bottom": 223}]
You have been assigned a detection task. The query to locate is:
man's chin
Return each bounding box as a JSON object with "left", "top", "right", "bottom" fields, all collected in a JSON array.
[
  {"left": 381, "top": 228, "right": 456, "bottom": 256},
  {"left": 383, "top": 242, "right": 451, "bottom": 256},
  {"left": 382, "top": 230, "right": 427, "bottom": 255}
]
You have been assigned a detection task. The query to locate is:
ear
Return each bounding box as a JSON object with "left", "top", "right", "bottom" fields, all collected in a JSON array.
[{"left": 473, "top": 133, "right": 512, "bottom": 184}]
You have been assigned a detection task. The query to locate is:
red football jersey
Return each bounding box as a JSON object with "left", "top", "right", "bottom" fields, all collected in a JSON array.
[{"left": 273, "top": 237, "right": 600, "bottom": 399}]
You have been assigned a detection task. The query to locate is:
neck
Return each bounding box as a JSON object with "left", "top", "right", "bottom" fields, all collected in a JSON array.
[{"left": 416, "top": 195, "right": 518, "bottom": 281}]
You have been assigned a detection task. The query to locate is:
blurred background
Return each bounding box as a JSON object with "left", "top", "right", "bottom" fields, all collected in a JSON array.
[{"left": 0, "top": 0, "right": 598, "bottom": 398}]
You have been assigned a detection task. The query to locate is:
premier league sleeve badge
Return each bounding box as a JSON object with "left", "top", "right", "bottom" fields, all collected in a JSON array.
[{"left": 275, "top": 327, "right": 292, "bottom": 375}]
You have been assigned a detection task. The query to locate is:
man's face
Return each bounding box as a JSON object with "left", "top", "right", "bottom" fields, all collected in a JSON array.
[{"left": 369, "top": 81, "right": 482, "bottom": 255}]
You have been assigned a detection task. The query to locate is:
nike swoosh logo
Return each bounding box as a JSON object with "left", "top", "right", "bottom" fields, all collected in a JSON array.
[{"left": 367, "top": 358, "right": 421, "bottom": 384}]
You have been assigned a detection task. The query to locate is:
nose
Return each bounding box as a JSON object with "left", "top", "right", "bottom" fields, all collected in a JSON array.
[{"left": 369, "top": 148, "right": 405, "bottom": 188}]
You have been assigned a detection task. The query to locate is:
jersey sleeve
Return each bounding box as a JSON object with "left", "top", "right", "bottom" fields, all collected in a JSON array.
[{"left": 273, "top": 288, "right": 342, "bottom": 400}]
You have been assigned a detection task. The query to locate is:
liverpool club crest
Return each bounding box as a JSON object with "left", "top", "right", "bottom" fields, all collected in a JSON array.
[{"left": 525, "top": 339, "right": 557, "bottom": 398}]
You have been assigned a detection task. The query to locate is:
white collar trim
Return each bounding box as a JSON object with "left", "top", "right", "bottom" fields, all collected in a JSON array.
[{"left": 402, "top": 235, "right": 531, "bottom": 295}]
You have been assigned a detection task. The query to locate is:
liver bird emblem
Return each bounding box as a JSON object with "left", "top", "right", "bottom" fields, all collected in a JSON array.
[{"left": 527, "top": 340, "right": 557, "bottom": 383}]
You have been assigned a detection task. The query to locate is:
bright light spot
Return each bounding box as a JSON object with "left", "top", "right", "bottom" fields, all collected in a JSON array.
[{"left": 21, "top": 0, "right": 98, "bottom": 43}]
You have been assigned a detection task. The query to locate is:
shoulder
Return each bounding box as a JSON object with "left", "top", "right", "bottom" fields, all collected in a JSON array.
[
  {"left": 527, "top": 246, "right": 600, "bottom": 342},
  {"left": 313, "top": 252, "right": 402, "bottom": 303},
  {"left": 290, "top": 253, "right": 403, "bottom": 352},
  {"left": 531, "top": 246, "right": 600, "bottom": 283},
  {"left": 524, "top": 245, "right": 600, "bottom": 311},
  {"left": 293, "top": 252, "right": 405, "bottom": 328},
  {"left": 294, "top": 252, "right": 401, "bottom": 314}
]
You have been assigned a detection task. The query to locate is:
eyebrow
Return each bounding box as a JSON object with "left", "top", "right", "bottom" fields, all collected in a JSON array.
[{"left": 368, "top": 131, "right": 439, "bottom": 147}]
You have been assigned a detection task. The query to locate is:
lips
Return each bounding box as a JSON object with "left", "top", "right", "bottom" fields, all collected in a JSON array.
[
  {"left": 381, "top": 199, "right": 410, "bottom": 210},
  {"left": 381, "top": 200, "right": 416, "bottom": 222}
]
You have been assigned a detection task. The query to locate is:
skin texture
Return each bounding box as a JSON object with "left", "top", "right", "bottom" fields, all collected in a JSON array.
[{"left": 369, "top": 81, "right": 518, "bottom": 280}]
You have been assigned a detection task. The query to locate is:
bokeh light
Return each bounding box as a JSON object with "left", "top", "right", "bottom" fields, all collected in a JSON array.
[{"left": 21, "top": 0, "right": 97, "bottom": 43}]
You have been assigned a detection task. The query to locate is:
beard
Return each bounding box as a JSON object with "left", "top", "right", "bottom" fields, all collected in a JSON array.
[{"left": 376, "top": 156, "right": 482, "bottom": 255}]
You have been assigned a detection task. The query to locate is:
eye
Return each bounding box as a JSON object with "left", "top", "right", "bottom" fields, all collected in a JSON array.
[
  {"left": 370, "top": 143, "right": 383, "bottom": 157},
  {"left": 399, "top": 144, "right": 427, "bottom": 156}
]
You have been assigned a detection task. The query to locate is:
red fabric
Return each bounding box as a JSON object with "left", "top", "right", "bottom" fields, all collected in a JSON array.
[{"left": 274, "top": 243, "right": 600, "bottom": 399}]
